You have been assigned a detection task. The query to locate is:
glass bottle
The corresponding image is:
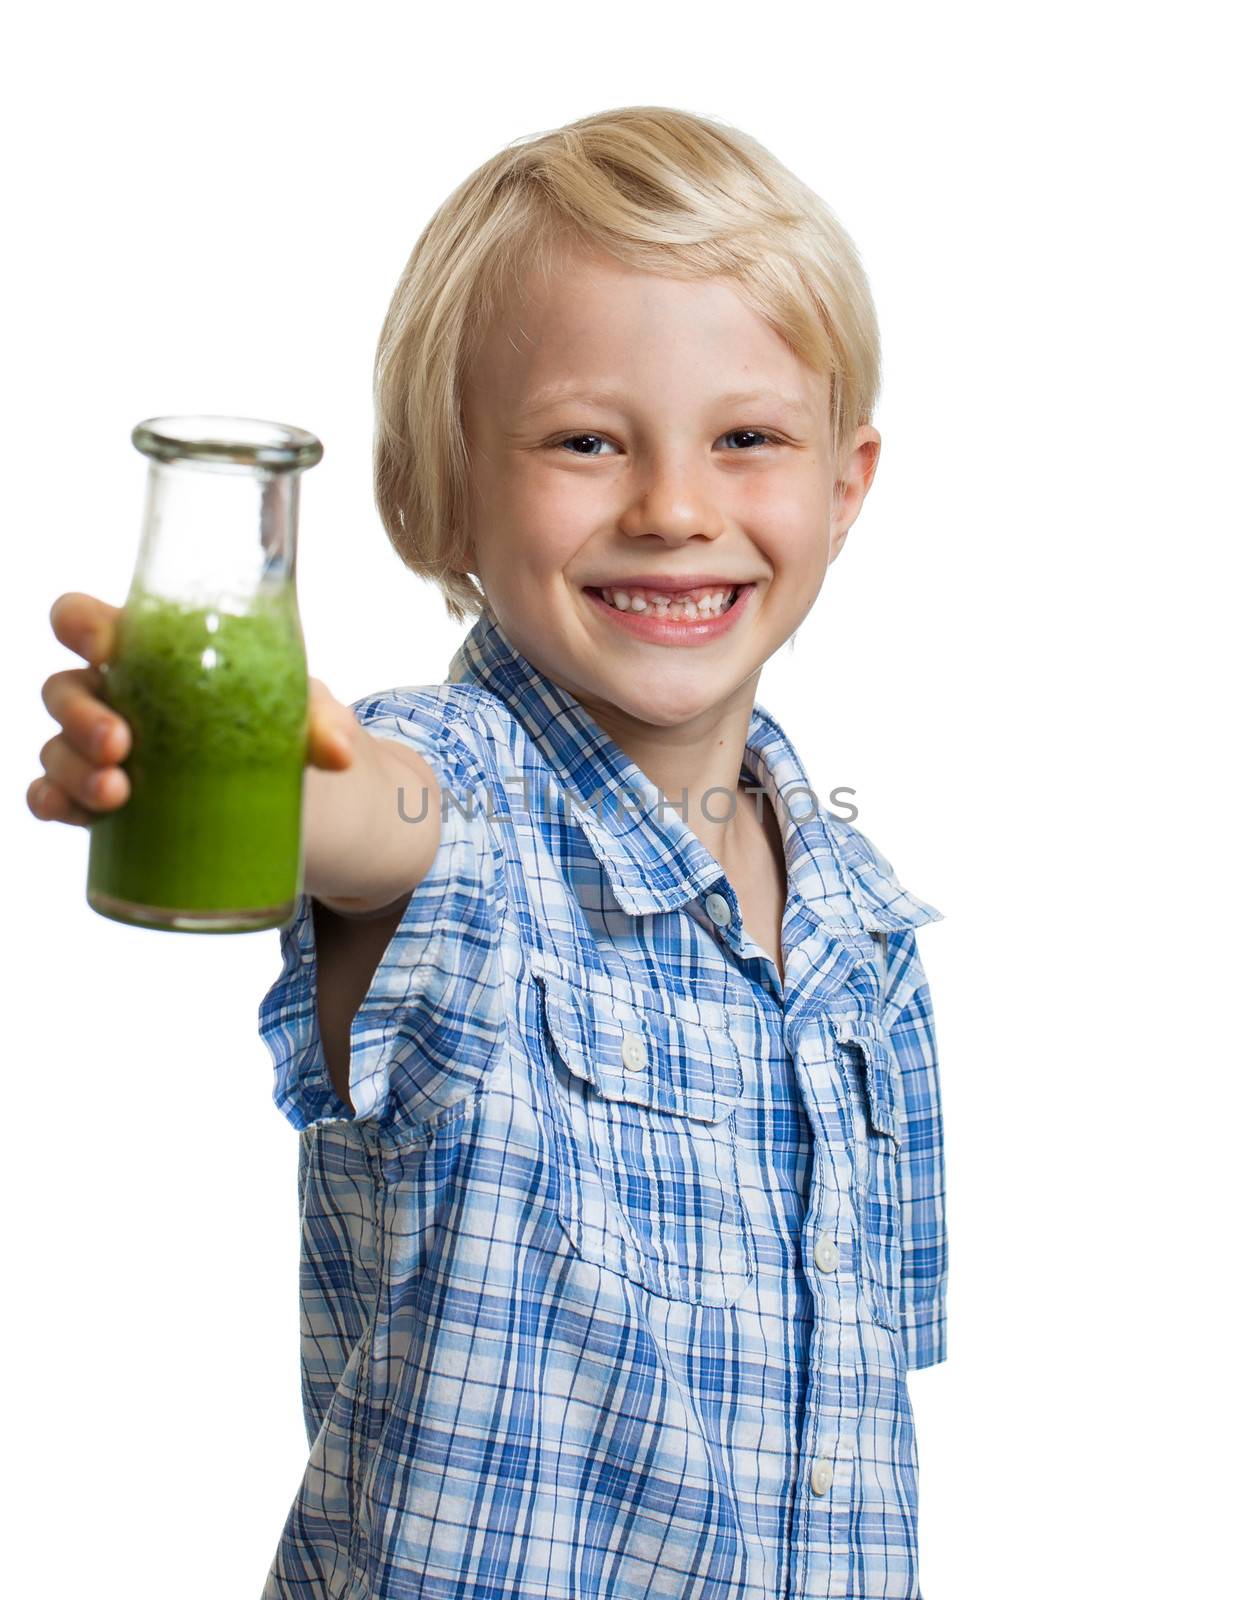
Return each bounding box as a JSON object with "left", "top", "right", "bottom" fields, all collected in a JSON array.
[{"left": 86, "top": 415, "right": 322, "bottom": 933}]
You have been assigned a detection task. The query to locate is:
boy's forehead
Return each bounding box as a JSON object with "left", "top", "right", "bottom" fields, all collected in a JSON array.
[
  {"left": 494, "top": 250, "right": 769, "bottom": 347},
  {"left": 467, "top": 252, "right": 824, "bottom": 423}
]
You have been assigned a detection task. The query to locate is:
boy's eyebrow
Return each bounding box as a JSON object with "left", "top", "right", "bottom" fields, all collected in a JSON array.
[{"left": 515, "top": 383, "right": 815, "bottom": 419}]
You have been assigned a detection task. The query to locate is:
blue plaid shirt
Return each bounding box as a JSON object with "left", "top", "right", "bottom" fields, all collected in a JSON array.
[{"left": 259, "top": 612, "right": 947, "bottom": 1599}]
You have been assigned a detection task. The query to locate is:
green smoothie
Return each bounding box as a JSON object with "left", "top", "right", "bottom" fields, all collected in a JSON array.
[{"left": 86, "top": 583, "right": 308, "bottom": 931}]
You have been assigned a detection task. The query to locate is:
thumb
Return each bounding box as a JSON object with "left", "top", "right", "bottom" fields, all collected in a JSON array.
[{"left": 306, "top": 677, "right": 359, "bottom": 772}]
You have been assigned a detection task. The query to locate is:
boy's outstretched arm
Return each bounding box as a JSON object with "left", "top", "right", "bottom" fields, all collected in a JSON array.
[{"left": 303, "top": 725, "right": 441, "bottom": 915}]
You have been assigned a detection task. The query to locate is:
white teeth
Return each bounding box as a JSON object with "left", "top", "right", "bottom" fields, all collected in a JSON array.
[{"left": 597, "top": 585, "right": 738, "bottom": 619}]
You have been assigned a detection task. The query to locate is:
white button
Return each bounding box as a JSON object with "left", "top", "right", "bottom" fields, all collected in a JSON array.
[
  {"left": 810, "top": 1458, "right": 833, "bottom": 1496},
  {"left": 813, "top": 1233, "right": 838, "bottom": 1274},
  {"left": 621, "top": 1032, "right": 647, "bottom": 1072},
  {"left": 704, "top": 892, "right": 732, "bottom": 927}
]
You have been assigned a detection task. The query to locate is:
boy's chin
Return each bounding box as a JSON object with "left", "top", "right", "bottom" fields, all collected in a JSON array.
[{"left": 592, "top": 671, "right": 741, "bottom": 731}]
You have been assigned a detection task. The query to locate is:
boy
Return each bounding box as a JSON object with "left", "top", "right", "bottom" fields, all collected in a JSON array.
[{"left": 32, "top": 106, "right": 947, "bottom": 1600}]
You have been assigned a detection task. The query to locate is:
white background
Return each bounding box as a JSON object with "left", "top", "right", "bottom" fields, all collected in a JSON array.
[{"left": 4, "top": 2, "right": 1243, "bottom": 1593}]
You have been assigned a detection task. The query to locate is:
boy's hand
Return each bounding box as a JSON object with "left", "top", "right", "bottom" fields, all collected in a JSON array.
[
  {"left": 29, "top": 592, "right": 129, "bottom": 827},
  {"left": 28, "top": 589, "right": 361, "bottom": 828},
  {"left": 305, "top": 677, "right": 366, "bottom": 772}
]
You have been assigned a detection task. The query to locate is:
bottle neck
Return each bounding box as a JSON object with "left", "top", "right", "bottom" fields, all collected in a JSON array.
[{"left": 130, "top": 458, "right": 299, "bottom": 612}]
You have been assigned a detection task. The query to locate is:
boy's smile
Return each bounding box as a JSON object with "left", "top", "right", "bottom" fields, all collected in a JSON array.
[
  {"left": 460, "top": 240, "right": 878, "bottom": 745},
  {"left": 582, "top": 575, "right": 754, "bottom": 640}
]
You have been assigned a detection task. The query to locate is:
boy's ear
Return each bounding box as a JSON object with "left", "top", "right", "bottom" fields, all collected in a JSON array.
[{"left": 827, "top": 426, "right": 882, "bottom": 566}]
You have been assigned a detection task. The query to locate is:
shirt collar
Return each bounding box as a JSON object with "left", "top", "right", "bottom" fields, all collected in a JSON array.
[{"left": 448, "top": 612, "right": 940, "bottom": 933}]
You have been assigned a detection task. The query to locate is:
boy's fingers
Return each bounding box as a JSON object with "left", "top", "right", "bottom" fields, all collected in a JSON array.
[
  {"left": 49, "top": 592, "right": 122, "bottom": 667},
  {"left": 307, "top": 678, "right": 357, "bottom": 771},
  {"left": 42, "top": 667, "right": 130, "bottom": 762},
  {"left": 26, "top": 771, "right": 108, "bottom": 829},
  {"left": 38, "top": 730, "right": 130, "bottom": 814},
  {"left": 27, "top": 776, "right": 93, "bottom": 828}
]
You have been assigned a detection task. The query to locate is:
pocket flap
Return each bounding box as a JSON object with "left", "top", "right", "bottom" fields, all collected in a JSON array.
[
  {"left": 833, "top": 1017, "right": 900, "bottom": 1141},
  {"left": 535, "top": 967, "right": 742, "bottom": 1124}
]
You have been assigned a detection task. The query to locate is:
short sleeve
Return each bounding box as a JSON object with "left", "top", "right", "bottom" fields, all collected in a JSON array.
[
  {"left": 259, "top": 689, "right": 508, "bottom": 1138},
  {"left": 883, "top": 929, "right": 949, "bottom": 1369}
]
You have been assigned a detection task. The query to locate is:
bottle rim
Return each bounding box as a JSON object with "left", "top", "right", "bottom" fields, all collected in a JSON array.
[{"left": 132, "top": 415, "right": 324, "bottom": 473}]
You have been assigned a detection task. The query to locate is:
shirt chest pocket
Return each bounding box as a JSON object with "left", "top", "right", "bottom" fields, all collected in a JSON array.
[
  {"left": 533, "top": 964, "right": 754, "bottom": 1308},
  {"left": 833, "top": 1017, "right": 903, "bottom": 1331}
]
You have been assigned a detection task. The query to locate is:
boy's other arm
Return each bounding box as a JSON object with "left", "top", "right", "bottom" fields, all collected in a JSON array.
[
  {"left": 311, "top": 893, "right": 410, "bottom": 1114},
  {"left": 303, "top": 730, "right": 442, "bottom": 1113}
]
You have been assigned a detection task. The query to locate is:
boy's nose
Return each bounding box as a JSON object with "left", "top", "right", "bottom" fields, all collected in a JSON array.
[{"left": 617, "top": 459, "right": 726, "bottom": 545}]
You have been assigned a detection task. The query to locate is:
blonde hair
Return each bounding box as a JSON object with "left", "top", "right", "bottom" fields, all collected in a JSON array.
[{"left": 373, "top": 105, "right": 882, "bottom": 622}]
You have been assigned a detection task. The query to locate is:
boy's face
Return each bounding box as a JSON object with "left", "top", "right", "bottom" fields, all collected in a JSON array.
[{"left": 460, "top": 243, "right": 879, "bottom": 734}]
